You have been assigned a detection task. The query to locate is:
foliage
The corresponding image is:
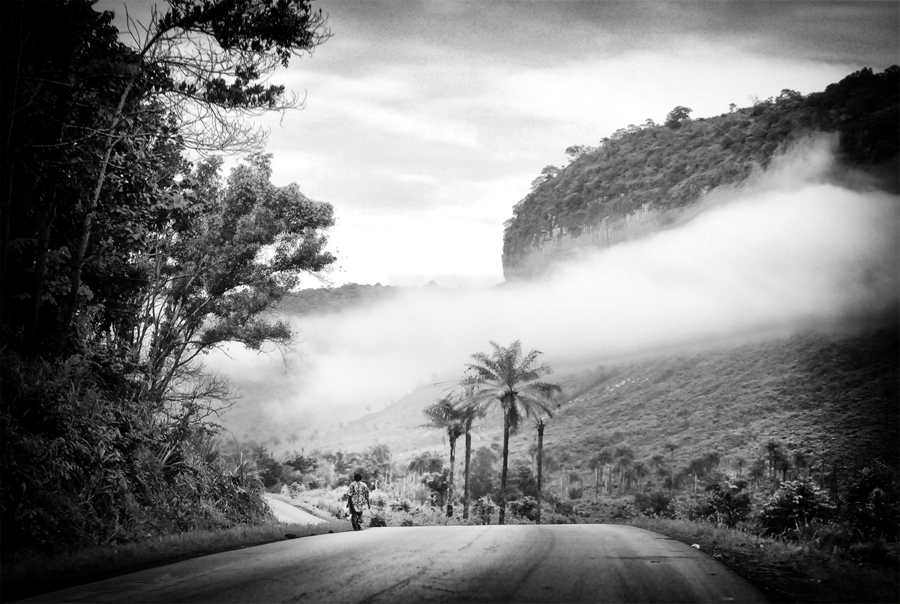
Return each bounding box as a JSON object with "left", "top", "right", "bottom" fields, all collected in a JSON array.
[
  {"left": 470, "top": 496, "right": 497, "bottom": 525},
  {"left": 461, "top": 340, "right": 561, "bottom": 523},
  {"left": 468, "top": 447, "right": 497, "bottom": 499},
  {"left": 696, "top": 479, "right": 753, "bottom": 528},
  {"left": 422, "top": 395, "right": 466, "bottom": 515},
  {"left": 841, "top": 459, "right": 900, "bottom": 540},
  {"left": 634, "top": 491, "right": 674, "bottom": 518},
  {"left": 278, "top": 283, "right": 399, "bottom": 315},
  {"left": 509, "top": 463, "right": 539, "bottom": 499},
  {"left": 507, "top": 496, "right": 539, "bottom": 521},
  {"left": 422, "top": 469, "right": 451, "bottom": 508},
  {"left": 0, "top": 351, "right": 270, "bottom": 558},
  {"left": 0, "top": 0, "right": 334, "bottom": 558},
  {"left": 368, "top": 510, "right": 388, "bottom": 528},
  {"left": 758, "top": 479, "right": 836, "bottom": 538},
  {"left": 503, "top": 66, "right": 899, "bottom": 278}
]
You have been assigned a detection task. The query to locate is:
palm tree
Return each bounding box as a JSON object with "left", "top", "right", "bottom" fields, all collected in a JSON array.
[
  {"left": 589, "top": 449, "right": 613, "bottom": 498},
  {"left": 633, "top": 461, "right": 649, "bottom": 492},
  {"left": 461, "top": 341, "right": 561, "bottom": 524},
  {"left": 533, "top": 416, "right": 548, "bottom": 524},
  {"left": 422, "top": 396, "right": 467, "bottom": 516}
]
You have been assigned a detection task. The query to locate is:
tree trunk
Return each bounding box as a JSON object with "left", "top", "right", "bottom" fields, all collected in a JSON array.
[
  {"left": 536, "top": 421, "right": 544, "bottom": 525},
  {"left": 462, "top": 429, "right": 472, "bottom": 520},
  {"left": 499, "top": 411, "right": 510, "bottom": 525},
  {"left": 447, "top": 436, "right": 456, "bottom": 517}
]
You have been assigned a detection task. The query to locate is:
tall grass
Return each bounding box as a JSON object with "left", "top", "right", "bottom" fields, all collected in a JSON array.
[{"left": 631, "top": 516, "right": 899, "bottom": 604}]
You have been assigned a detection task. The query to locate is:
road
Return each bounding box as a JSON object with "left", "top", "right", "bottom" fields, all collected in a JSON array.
[
  {"left": 22, "top": 524, "right": 767, "bottom": 603},
  {"left": 264, "top": 496, "right": 328, "bottom": 525}
]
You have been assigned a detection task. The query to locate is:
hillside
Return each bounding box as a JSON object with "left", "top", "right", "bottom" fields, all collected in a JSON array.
[
  {"left": 503, "top": 66, "right": 899, "bottom": 279},
  {"left": 310, "top": 325, "right": 899, "bottom": 478}
]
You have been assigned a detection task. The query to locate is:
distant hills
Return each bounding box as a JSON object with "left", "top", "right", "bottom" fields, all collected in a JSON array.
[
  {"left": 503, "top": 66, "right": 899, "bottom": 279},
  {"left": 308, "top": 325, "right": 899, "bottom": 476}
]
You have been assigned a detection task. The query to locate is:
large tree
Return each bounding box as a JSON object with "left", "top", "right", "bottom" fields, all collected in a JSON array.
[
  {"left": 461, "top": 341, "right": 560, "bottom": 524},
  {"left": 423, "top": 395, "right": 466, "bottom": 516}
]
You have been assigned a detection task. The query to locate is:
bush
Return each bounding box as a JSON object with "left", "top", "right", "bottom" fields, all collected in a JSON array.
[
  {"left": 634, "top": 491, "right": 674, "bottom": 517},
  {"left": 758, "top": 478, "right": 836, "bottom": 538},
  {"left": 368, "top": 511, "right": 387, "bottom": 528},
  {"left": 508, "top": 496, "right": 538, "bottom": 521},
  {"left": 697, "top": 480, "right": 753, "bottom": 528},
  {"left": 0, "top": 352, "right": 273, "bottom": 559},
  {"left": 567, "top": 485, "right": 583, "bottom": 500},
  {"left": 471, "top": 496, "right": 496, "bottom": 525},
  {"left": 842, "top": 460, "right": 900, "bottom": 540}
]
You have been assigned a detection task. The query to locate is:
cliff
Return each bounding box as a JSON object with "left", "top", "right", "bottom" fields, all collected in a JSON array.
[{"left": 502, "top": 66, "right": 899, "bottom": 279}]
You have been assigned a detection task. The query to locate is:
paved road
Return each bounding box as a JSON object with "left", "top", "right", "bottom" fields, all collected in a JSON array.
[
  {"left": 264, "top": 496, "right": 328, "bottom": 525},
  {"left": 23, "top": 525, "right": 767, "bottom": 603}
]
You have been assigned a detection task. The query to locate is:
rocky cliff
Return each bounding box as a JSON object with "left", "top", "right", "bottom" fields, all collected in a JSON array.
[{"left": 502, "top": 66, "right": 899, "bottom": 279}]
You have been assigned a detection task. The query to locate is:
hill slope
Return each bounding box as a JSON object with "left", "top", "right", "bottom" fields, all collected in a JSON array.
[
  {"left": 503, "top": 66, "right": 899, "bottom": 279},
  {"left": 310, "top": 326, "right": 899, "bottom": 477}
]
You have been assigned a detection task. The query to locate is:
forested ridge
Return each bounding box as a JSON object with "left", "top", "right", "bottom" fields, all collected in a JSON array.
[
  {"left": 1, "top": 0, "right": 335, "bottom": 558},
  {"left": 503, "top": 66, "right": 899, "bottom": 278}
]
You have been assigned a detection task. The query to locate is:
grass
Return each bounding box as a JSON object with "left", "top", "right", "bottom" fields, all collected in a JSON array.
[
  {"left": 1, "top": 499, "right": 350, "bottom": 602},
  {"left": 630, "top": 516, "right": 900, "bottom": 604}
]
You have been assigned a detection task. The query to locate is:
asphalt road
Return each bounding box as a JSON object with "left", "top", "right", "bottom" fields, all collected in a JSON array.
[
  {"left": 264, "top": 496, "right": 328, "bottom": 525},
  {"left": 22, "top": 524, "right": 767, "bottom": 603}
]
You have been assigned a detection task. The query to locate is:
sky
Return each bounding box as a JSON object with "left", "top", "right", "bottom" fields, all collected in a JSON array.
[
  {"left": 99, "top": 0, "right": 900, "bottom": 288},
  {"left": 95, "top": 1, "right": 900, "bottom": 432}
]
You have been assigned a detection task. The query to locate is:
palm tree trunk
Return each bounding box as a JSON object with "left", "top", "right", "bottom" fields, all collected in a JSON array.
[
  {"left": 447, "top": 436, "right": 457, "bottom": 517},
  {"left": 499, "top": 412, "right": 510, "bottom": 525},
  {"left": 536, "top": 420, "right": 544, "bottom": 525},
  {"left": 463, "top": 429, "right": 472, "bottom": 519}
]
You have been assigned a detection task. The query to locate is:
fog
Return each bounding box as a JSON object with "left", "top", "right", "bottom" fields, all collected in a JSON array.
[{"left": 210, "top": 136, "right": 899, "bottom": 431}]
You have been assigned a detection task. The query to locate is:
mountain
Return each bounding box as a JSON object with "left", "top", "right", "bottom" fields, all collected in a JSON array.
[
  {"left": 503, "top": 66, "right": 899, "bottom": 279},
  {"left": 308, "top": 325, "right": 899, "bottom": 475}
]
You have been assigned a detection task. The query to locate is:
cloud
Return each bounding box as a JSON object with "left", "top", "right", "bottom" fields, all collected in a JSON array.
[{"left": 211, "top": 136, "right": 899, "bottom": 431}]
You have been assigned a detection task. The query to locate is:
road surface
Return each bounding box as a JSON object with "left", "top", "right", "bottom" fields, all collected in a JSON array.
[
  {"left": 264, "top": 496, "right": 328, "bottom": 525},
  {"left": 22, "top": 524, "right": 767, "bottom": 603}
]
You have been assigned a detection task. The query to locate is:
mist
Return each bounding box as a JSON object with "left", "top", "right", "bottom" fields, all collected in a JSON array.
[{"left": 210, "top": 136, "right": 899, "bottom": 431}]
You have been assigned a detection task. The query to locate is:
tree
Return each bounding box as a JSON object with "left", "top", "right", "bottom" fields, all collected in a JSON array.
[
  {"left": 468, "top": 447, "right": 497, "bottom": 500},
  {"left": 590, "top": 449, "right": 613, "bottom": 497},
  {"left": 664, "top": 106, "right": 692, "bottom": 129},
  {"left": 633, "top": 461, "right": 649, "bottom": 493},
  {"left": 133, "top": 154, "right": 335, "bottom": 417},
  {"left": 461, "top": 341, "right": 560, "bottom": 524},
  {"left": 534, "top": 416, "right": 548, "bottom": 523},
  {"left": 458, "top": 396, "right": 485, "bottom": 520},
  {"left": 422, "top": 395, "right": 466, "bottom": 516}
]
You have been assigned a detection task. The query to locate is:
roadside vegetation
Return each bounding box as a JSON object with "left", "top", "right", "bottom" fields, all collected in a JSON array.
[{"left": 3, "top": 5, "right": 896, "bottom": 602}]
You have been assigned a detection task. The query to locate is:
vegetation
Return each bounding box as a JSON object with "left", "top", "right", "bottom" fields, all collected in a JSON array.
[
  {"left": 461, "top": 341, "right": 561, "bottom": 524},
  {"left": 1, "top": 0, "right": 332, "bottom": 559},
  {"left": 278, "top": 282, "right": 400, "bottom": 315},
  {"left": 503, "top": 66, "right": 899, "bottom": 278}
]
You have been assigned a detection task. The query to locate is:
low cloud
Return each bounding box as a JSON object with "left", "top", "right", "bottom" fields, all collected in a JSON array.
[{"left": 211, "top": 136, "right": 899, "bottom": 431}]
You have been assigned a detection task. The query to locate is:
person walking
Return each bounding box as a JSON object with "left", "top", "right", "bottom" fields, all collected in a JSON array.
[{"left": 346, "top": 473, "right": 370, "bottom": 531}]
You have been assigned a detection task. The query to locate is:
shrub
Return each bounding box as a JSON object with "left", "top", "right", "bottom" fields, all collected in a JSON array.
[
  {"left": 697, "top": 480, "right": 753, "bottom": 528},
  {"left": 567, "top": 485, "right": 583, "bottom": 500},
  {"left": 634, "top": 491, "right": 674, "bottom": 517},
  {"left": 842, "top": 460, "right": 900, "bottom": 540},
  {"left": 390, "top": 499, "right": 412, "bottom": 513},
  {"left": 471, "top": 496, "right": 496, "bottom": 525},
  {"left": 368, "top": 511, "right": 387, "bottom": 528},
  {"left": 508, "top": 496, "right": 538, "bottom": 521},
  {"left": 758, "top": 478, "right": 836, "bottom": 538}
]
